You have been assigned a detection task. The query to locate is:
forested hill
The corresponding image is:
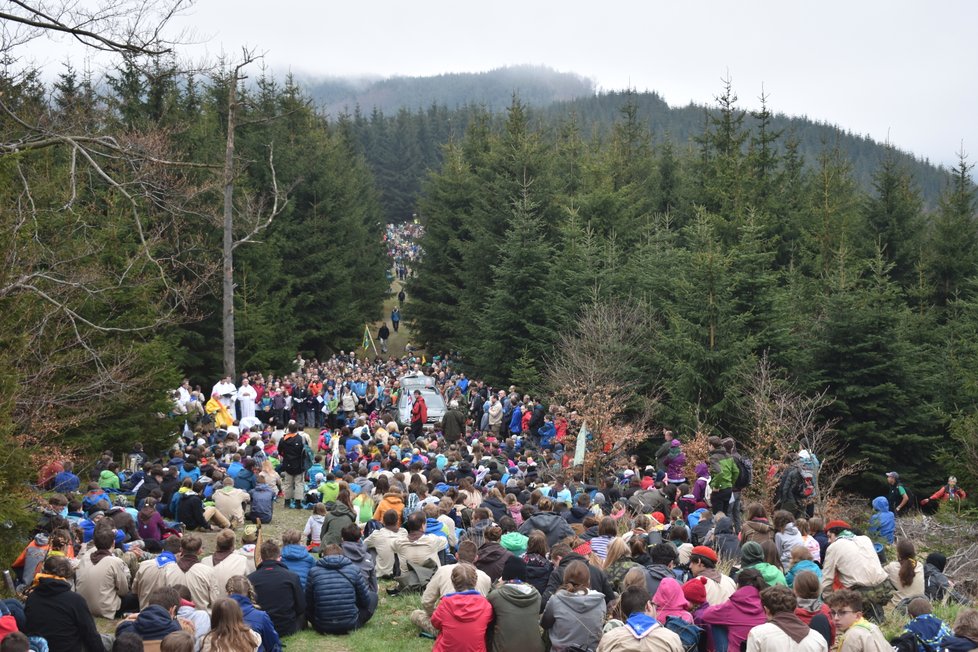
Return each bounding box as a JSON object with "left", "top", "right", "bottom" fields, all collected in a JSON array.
[
  {"left": 301, "top": 65, "right": 596, "bottom": 116},
  {"left": 540, "top": 92, "right": 948, "bottom": 205},
  {"left": 304, "top": 67, "right": 948, "bottom": 221}
]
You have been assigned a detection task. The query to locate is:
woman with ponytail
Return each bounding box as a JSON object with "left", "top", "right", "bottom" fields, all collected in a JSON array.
[{"left": 884, "top": 538, "right": 925, "bottom": 605}]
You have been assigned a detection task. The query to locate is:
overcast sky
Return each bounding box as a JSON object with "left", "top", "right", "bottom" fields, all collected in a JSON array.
[{"left": 27, "top": 0, "right": 978, "bottom": 169}]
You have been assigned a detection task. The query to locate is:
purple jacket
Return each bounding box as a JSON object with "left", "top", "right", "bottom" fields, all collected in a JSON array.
[
  {"left": 700, "top": 586, "right": 765, "bottom": 652},
  {"left": 666, "top": 446, "right": 687, "bottom": 483}
]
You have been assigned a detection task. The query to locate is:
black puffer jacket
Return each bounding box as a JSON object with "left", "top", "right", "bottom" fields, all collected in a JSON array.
[{"left": 305, "top": 555, "right": 373, "bottom": 634}]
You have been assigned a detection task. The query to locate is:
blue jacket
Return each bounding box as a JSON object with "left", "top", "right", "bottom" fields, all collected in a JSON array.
[
  {"left": 280, "top": 544, "right": 316, "bottom": 589},
  {"left": 785, "top": 559, "right": 823, "bottom": 587},
  {"left": 229, "top": 593, "right": 281, "bottom": 652},
  {"left": 234, "top": 468, "right": 257, "bottom": 492},
  {"left": 509, "top": 406, "right": 523, "bottom": 434},
  {"left": 115, "top": 605, "right": 181, "bottom": 641},
  {"left": 305, "top": 555, "right": 373, "bottom": 634},
  {"left": 868, "top": 496, "right": 895, "bottom": 544},
  {"left": 904, "top": 613, "right": 951, "bottom": 652},
  {"left": 52, "top": 472, "right": 80, "bottom": 494},
  {"left": 249, "top": 484, "right": 276, "bottom": 522}
]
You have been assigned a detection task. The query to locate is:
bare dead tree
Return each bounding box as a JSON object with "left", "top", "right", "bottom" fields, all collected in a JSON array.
[
  {"left": 545, "top": 298, "right": 660, "bottom": 480},
  {"left": 740, "top": 353, "right": 865, "bottom": 515},
  {"left": 220, "top": 48, "right": 289, "bottom": 379}
]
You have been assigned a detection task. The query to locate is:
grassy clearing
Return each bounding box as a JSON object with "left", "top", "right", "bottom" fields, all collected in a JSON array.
[{"left": 95, "top": 489, "right": 434, "bottom": 650}]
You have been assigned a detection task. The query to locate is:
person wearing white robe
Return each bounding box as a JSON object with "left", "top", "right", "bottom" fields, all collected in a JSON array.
[
  {"left": 238, "top": 378, "right": 257, "bottom": 421},
  {"left": 212, "top": 377, "right": 237, "bottom": 412}
]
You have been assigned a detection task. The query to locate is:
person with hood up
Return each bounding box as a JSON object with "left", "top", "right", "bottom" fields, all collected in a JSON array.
[
  {"left": 740, "top": 503, "right": 775, "bottom": 544},
  {"left": 596, "top": 584, "right": 685, "bottom": 652},
  {"left": 98, "top": 463, "right": 121, "bottom": 491},
  {"left": 248, "top": 539, "right": 305, "bottom": 637},
  {"left": 899, "top": 598, "right": 951, "bottom": 652},
  {"left": 137, "top": 497, "right": 167, "bottom": 543},
  {"left": 665, "top": 439, "right": 687, "bottom": 485},
  {"left": 740, "top": 541, "right": 787, "bottom": 587},
  {"left": 652, "top": 577, "right": 692, "bottom": 624},
  {"left": 942, "top": 607, "right": 978, "bottom": 652},
  {"left": 306, "top": 543, "right": 376, "bottom": 634},
  {"left": 713, "top": 515, "right": 741, "bottom": 561},
  {"left": 518, "top": 497, "right": 574, "bottom": 547},
  {"left": 24, "top": 556, "right": 106, "bottom": 652},
  {"left": 792, "top": 570, "right": 834, "bottom": 648},
  {"left": 320, "top": 488, "right": 357, "bottom": 548},
  {"left": 115, "top": 587, "right": 186, "bottom": 652},
  {"left": 773, "top": 510, "right": 805, "bottom": 570},
  {"left": 745, "top": 584, "right": 828, "bottom": 652},
  {"left": 278, "top": 529, "right": 315, "bottom": 589},
  {"left": 340, "top": 523, "right": 379, "bottom": 594},
  {"left": 486, "top": 556, "right": 544, "bottom": 652},
  {"left": 225, "top": 576, "right": 281, "bottom": 652},
  {"left": 923, "top": 552, "right": 971, "bottom": 605},
  {"left": 692, "top": 462, "right": 712, "bottom": 507},
  {"left": 867, "top": 496, "right": 894, "bottom": 544},
  {"left": 700, "top": 568, "right": 767, "bottom": 652},
  {"left": 429, "top": 563, "right": 493, "bottom": 652},
  {"left": 541, "top": 560, "right": 607, "bottom": 652}
]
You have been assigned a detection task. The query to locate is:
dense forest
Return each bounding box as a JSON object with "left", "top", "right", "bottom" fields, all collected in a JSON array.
[
  {"left": 0, "top": 58, "right": 388, "bottom": 461},
  {"left": 407, "top": 87, "right": 978, "bottom": 495},
  {"left": 307, "top": 68, "right": 949, "bottom": 222}
]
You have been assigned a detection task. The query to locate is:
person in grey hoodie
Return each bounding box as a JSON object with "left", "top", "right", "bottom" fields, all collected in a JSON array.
[
  {"left": 487, "top": 557, "right": 544, "bottom": 652},
  {"left": 517, "top": 499, "right": 574, "bottom": 547},
  {"left": 644, "top": 542, "right": 679, "bottom": 597},
  {"left": 246, "top": 474, "right": 276, "bottom": 523},
  {"left": 773, "top": 510, "right": 805, "bottom": 570},
  {"left": 540, "top": 560, "right": 607, "bottom": 652},
  {"left": 340, "top": 523, "right": 378, "bottom": 593}
]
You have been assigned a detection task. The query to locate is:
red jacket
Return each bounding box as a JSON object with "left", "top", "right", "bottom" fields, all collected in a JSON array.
[
  {"left": 431, "top": 590, "right": 493, "bottom": 652},
  {"left": 411, "top": 396, "right": 427, "bottom": 424}
]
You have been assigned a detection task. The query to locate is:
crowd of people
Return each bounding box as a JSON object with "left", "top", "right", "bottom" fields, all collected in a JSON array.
[{"left": 5, "top": 224, "right": 976, "bottom": 652}]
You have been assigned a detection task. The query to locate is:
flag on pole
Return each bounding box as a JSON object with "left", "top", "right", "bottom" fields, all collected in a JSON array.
[
  {"left": 573, "top": 421, "right": 588, "bottom": 467},
  {"left": 362, "top": 325, "right": 370, "bottom": 350}
]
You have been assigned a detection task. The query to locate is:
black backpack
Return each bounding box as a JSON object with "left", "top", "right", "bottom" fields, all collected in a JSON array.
[{"left": 732, "top": 456, "right": 752, "bottom": 491}]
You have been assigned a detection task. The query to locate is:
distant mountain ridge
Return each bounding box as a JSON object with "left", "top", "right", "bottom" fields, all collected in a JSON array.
[
  {"left": 296, "top": 65, "right": 948, "bottom": 208},
  {"left": 299, "top": 65, "right": 596, "bottom": 116}
]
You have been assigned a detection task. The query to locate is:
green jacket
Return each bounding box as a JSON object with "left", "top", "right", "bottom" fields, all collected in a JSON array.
[
  {"left": 748, "top": 562, "right": 788, "bottom": 587},
  {"left": 98, "top": 469, "right": 120, "bottom": 490},
  {"left": 708, "top": 447, "right": 739, "bottom": 490}
]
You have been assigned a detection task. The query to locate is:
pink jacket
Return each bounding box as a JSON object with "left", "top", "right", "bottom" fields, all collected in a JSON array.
[
  {"left": 700, "top": 585, "right": 766, "bottom": 652},
  {"left": 653, "top": 577, "right": 693, "bottom": 624}
]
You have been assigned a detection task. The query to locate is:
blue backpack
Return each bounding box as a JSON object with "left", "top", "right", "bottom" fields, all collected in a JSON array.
[{"left": 664, "top": 615, "right": 703, "bottom": 652}]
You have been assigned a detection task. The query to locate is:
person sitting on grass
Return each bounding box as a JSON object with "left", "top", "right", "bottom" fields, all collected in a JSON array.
[
  {"left": 942, "top": 607, "right": 978, "bottom": 652},
  {"left": 745, "top": 584, "right": 827, "bottom": 652},
  {"left": 200, "top": 598, "right": 261, "bottom": 652},
  {"left": 305, "top": 544, "right": 374, "bottom": 635},
  {"left": 897, "top": 597, "right": 951, "bottom": 652},
  {"left": 430, "top": 564, "right": 493, "bottom": 652},
  {"left": 824, "top": 589, "right": 889, "bottom": 652}
]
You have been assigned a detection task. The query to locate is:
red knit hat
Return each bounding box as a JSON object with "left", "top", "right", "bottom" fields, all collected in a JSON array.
[
  {"left": 689, "top": 545, "right": 718, "bottom": 563},
  {"left": 651, "top": 512, "right": 666, "bottom": 525},
  {"left": 683, "top": 577, "right": 708, "bottom": 605},
  {"left": 826, "top": 520, "right": 851, "bottom": 531}
]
